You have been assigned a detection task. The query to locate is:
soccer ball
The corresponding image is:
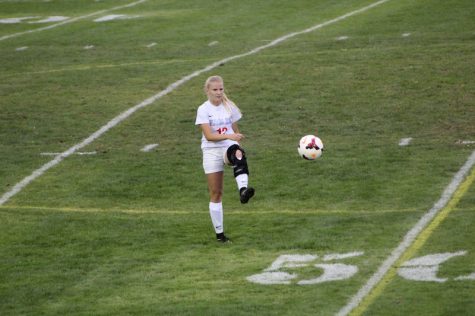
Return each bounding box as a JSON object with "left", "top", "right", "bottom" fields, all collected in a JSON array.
[{"left": 298, "top": 135, "right": 324, "bottom": 160}]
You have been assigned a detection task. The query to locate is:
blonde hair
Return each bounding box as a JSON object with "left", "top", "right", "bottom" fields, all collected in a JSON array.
[{"left": 204, "top": 75, "right": 241, "bottom": 114}]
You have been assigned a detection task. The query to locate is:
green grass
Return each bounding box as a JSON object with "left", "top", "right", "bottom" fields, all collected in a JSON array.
[
  {"left": 1, "top": 0, "right": 475, "bottom": 315},
  {"left": 0, "top": 208, "right": 419, "bottom": 315}
]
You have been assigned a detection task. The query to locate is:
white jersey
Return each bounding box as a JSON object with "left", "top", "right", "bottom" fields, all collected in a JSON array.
[{"left": 195, "top": 100, "right": 242, "bottom": 149}]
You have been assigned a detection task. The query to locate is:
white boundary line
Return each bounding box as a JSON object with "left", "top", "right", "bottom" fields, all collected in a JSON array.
[
  {"left": 0, "top": 0, "right": 391, "bottom": 205},
  {"left": 0, "top": 0, "right": 148, "bottom": 42},
  {"left": 337, "top": 150, "right": 475, "bottom": 316}
]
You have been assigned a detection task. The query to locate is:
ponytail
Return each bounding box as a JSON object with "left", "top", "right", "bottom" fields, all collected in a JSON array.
[{"left": 222, "top": 92, "right": 241, "bottom": 115}]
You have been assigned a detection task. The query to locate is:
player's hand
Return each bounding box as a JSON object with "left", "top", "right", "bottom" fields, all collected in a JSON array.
[{"left": 229, "top": 133, "right": 244, "bottom": 141}]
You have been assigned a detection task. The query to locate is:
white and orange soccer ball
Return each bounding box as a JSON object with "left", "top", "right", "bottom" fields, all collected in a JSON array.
[{"left": 298, "top": 135, "right": 324, "bottom": 160}]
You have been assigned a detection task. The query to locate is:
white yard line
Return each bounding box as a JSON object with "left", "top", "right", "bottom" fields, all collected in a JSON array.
[
  {"left": 0, "top": 0, "right": 391, "bottom": 205},
  {"left": 0, "top": 0, "right": 148, "bottom": 42},
  {"left": 336, "top": 150, "right": 475, "bottom": 316}
]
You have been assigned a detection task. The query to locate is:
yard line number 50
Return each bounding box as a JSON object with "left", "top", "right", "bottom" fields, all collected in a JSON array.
[{"left": 247, "top": 251, "right": 475, "bottom": 285}]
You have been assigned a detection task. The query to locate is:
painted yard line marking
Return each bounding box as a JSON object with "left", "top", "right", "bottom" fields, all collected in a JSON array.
[
  {"left": 0, "top": 205, "right": 419, "bottom": 216},
  {"left": 0, "top": 0, "right": 392, "bottom": 206},
  {"left": 398, "top": 137, "right": 412, "bottom": 146},
  {"left": 141, "top": 144, "right": 159, "bottom": 152},
  {"left": 29, "top": 16, "right": 69, "bottom": 24},
  {"left": 353, "top": 163, "right": 475, "bottom": 315},
  {"left": 455, "top": 272, "right": 475, "bottom": 281},
  {"left": 93, "top": 14, "right": 142, "bottom": 23},
  {"left": 0, "top": 17, "right": 40, "bottom": 24},
  {"left": 456, "top": 140, "right": 475, "bottom": 145},
  {"left": 93, "top": 14, "right": 127, "bottom": 22},
  {"left": 350, "top": 163, "right": 475, "bottom": 315},
  {"left": 337, "top": 150, "right": 475, "bottom": 316},
  {"left": 0, "top": 0, "right": 147, "bottom": 42},
  {"left": 40, "top": 151, "right": 97, "bottom": 156}
]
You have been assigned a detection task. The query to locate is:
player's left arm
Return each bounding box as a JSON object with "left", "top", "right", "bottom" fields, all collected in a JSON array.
[
  {"left": 232, "top": 122, "right": 241, "bottom": 135},
  {"left": 231, "top": 122, "right": 244, "bottom": 145}
]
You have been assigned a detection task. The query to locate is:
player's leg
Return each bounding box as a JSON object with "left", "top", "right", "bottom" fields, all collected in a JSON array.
[
  {"left": 206, "top": 171, "right": 229, "bottom": 242},
  {"left": 225, "top": 144, "right": 255, "bottom": 204},
  {"left": 206, "top": 171, "right": 223, "bottom": 203},
  {"left": 203, "top": 148, "right": 230, "bottom": 242}
]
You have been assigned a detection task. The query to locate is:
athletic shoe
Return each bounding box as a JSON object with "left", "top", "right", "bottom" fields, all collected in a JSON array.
[
  {"left": 240, "top": 187, "right": 255, "bottom": 204},
  {"left": 216, "top": 233, "right": 231, "bottom": 243}
]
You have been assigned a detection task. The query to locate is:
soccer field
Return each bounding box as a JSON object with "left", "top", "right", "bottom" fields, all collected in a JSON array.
[{"left": 1, "top": 0, "right": 475, "bottom": 315}]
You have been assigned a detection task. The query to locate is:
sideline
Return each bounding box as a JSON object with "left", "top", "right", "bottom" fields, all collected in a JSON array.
[
  {"left": 337, "top": 150, "right": 475, "bottom": 316},
  {"left": 0, "top": 0, "right": 147, "bottom": 41},
  {"left": 0, "top": 0, "right": 392, "bottom": 205}
]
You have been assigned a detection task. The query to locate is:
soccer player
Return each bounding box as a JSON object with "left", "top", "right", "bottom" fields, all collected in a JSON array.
[{"left": 195, "top": 75, "right": 255, "bottom": 243}]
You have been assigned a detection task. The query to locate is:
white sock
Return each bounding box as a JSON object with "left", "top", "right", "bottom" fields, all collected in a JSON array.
[
  {"left": 235, "top": 174, "right": 248, "bottom": 190},
  {"left": 209, "top": 202, "right": 223, "bottom": 233}
]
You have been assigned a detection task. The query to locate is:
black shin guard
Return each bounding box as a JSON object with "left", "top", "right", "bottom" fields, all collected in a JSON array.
[{"left": 226, "top": 144, "right": 249, "bottom": 177}]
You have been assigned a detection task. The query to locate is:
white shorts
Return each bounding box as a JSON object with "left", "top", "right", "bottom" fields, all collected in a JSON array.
[{"left": 202, "top": 147, "right": 229, "bottom": 174}]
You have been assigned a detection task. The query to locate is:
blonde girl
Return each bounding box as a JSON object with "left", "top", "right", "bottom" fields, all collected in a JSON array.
[{"left": 195, "top": 75, "right": 254, "bottom": 243}]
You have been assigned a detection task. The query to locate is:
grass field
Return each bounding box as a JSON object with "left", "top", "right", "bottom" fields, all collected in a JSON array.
[{"left": 1, "top": 0, "right": 475, "bottom": 315}]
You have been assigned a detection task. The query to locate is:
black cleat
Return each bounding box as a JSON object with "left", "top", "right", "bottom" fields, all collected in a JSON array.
[
  {"left": 240, "top": 187, "right": 255, "bottom": 204},
  {"left": 216, "top": 233, "right": 232, "bottom": 243}
]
